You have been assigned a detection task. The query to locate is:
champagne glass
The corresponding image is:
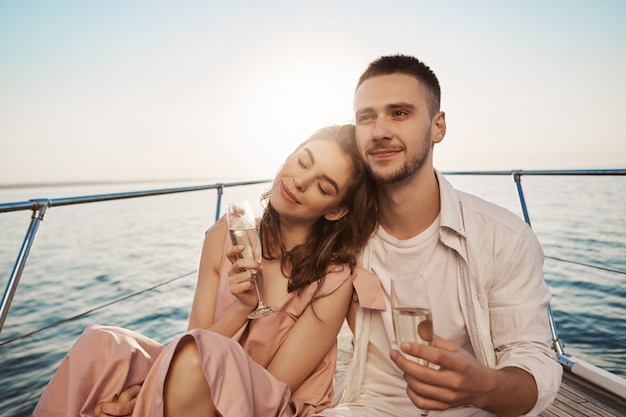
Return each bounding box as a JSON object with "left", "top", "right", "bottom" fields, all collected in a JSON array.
[
  {"left": 391, "top": 272, "right": 433, "bottom": 416},
  {"left": 226, "top": 200, "right": 277, "bottom": 319}
]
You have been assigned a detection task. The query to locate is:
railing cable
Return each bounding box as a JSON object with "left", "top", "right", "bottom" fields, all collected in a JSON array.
[
  {"left": 545, "top": 256, "right": 626, "bottom": 275},
  {"left": 0, "top": 271, "right": 195, "bottom": 348}
]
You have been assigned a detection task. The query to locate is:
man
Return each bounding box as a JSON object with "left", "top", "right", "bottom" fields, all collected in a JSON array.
[{"left": 318, "top": 54, "right": 562, "bottom": 417}]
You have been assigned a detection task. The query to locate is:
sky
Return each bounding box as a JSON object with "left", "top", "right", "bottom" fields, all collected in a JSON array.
[{"left": 1, "top": 0, "right": 625, "bottom": 186}]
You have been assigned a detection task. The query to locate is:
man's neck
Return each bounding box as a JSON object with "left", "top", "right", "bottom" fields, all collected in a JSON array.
[{"left": 376, "top": 169, "right": 440, "bottom": 240}]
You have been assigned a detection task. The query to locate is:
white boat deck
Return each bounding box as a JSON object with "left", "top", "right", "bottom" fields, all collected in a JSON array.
[{"left": 542, "top": 370, "right": 626, "bottom": 417}]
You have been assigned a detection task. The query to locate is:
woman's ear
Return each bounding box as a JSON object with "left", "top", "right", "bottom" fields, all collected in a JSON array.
[{"left": 324, "top": 206, "right": 349, "bottom": 221}]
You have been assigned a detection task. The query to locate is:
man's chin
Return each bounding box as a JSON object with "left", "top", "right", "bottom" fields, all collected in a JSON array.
[{"left": 368, "top": 169, "right": 411, "bottom": 185}]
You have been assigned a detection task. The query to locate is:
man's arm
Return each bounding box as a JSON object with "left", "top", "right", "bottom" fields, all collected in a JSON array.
[{"left": 391, "top": 337, "right": 537, "bottom": 417}]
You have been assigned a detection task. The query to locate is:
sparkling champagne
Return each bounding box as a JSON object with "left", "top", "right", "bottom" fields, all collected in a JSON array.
[
  {"left": 229, "top": 228, "right": 262, "bottom": 264},
  {"left": 392, "top": 307, "right": 433, "bottom": 365},
  {"left": 226, "top": 200, "right": 276, "bottom": 319}
]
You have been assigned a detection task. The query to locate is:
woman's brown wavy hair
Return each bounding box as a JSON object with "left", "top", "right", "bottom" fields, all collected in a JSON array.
[{"left": 259, "top": 124, "right": 377, "bottom": 293}]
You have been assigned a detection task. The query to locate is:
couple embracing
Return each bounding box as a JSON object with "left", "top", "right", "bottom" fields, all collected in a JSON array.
[{"left": 35, "top": 54, "right": 561, "bottom": 417}]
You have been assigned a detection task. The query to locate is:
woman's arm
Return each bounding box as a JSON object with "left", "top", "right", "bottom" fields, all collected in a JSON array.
[
  {"left": 187, "top": 218, "right": 226, "bottom": 331},
  {"left": 266, "top": 274, "right": 354, "bottom": 393},
  {"left": 187, "top": 218, "right": 259, "bottom": 336}
]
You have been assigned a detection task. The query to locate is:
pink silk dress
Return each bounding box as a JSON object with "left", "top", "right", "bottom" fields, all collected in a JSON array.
[{"left": 34, "top": 233, "right": 384, "bottom": 417}]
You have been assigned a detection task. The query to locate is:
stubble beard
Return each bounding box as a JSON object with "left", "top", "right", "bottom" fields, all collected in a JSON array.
[{"left": 366, "top": 128, "right": 432, "bottom": 185}]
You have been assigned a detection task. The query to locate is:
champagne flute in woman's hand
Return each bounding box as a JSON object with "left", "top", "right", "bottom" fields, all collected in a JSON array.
[
  {"left": 226, "top": 200, "right": 277, "bottom": 319},
  {"left": 391, "top": 272, "right": 433, "bottom": 416}
]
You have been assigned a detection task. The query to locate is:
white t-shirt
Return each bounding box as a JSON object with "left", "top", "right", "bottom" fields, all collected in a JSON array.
[{"left": 319, "top": 216, "right": 492, "bottom": 417}]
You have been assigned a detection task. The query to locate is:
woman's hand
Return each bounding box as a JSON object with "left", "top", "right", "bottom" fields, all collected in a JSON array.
[
  {"left": 95, "top": 384, "right": 141, "bottom": 417},
  {"left": 226, "top": 245, "right": 261, "bottom": 312}
]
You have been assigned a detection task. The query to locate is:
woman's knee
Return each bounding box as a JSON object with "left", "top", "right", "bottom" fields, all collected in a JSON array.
[
  {"left": 69, "top": 325, "right": 120, "bottom": 358},
  {"left": 164, "top": 336, "right": 217, "bottom": 416},
  {"left": 167, "top": 335, "right": 207, "bottom": 386}
]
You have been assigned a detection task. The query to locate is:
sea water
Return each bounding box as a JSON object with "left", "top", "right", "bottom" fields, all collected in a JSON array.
[{"left": 0, "top": 175, "right": 624, "bottom": 416}]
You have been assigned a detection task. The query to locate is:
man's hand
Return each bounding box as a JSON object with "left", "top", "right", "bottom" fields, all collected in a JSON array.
[
  {"left": 95, "top": 384, "right": 141, "bottom": 417},
  {"left": 390, "top": 336, "right": 537, "bottom": 417}
]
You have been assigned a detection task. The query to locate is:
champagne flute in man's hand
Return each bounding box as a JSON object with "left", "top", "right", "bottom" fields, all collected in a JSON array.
[{"left": 226, "top": 200, "right": 277, "bottom": 319}]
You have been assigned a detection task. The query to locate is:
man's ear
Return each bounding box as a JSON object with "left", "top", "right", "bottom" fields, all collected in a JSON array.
[
  {"left": 324, "top": 206, "right": 349, "bottom": 221},
  {"left": 432, "top": 111, "right": 446, "bottom": 144}
]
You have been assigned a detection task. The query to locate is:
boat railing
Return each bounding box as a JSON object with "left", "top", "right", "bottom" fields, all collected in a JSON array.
[
  {"left": 2, "top": 169, "right": 626, "bottom": 398},
  {"left": 0, "top": 179, "right": 272, "bottom": 335}
]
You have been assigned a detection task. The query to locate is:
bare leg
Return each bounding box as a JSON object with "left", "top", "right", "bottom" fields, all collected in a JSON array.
[{"left": 163, "top": 336, "right": 220, "bottom": 417}]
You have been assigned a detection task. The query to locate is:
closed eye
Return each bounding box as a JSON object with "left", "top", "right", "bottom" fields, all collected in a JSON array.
[
  {"left": 318, "top": 183, "right": 330, "bottom": 195},
  {"left": 298, "top": 158, "right": 309, "bottom": 169},
  {"left": 301, "top": 147, "right": 340, "bottom": 194}
]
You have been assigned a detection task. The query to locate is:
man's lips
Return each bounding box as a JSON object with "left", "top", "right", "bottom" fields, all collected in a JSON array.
[
  {"left": 368, "top": 147, "right": 402, "bottom": 158},
  {"left": 280, "top": 182, "right": 301, "bottom": 204}
]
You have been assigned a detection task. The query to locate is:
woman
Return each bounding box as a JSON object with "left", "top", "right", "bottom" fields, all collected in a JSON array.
[{"left": 34, "top": 124, "right": 382, "bottom": 417}]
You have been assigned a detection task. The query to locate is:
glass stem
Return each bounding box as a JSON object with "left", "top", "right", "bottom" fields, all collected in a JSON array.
[{"left": 252, "top": 271, "right": 265, "bottom": 307}]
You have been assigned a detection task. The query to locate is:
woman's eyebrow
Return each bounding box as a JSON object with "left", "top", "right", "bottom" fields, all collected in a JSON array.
[{"left": 303, "top": 147, "right": 340, "bottom": 194}]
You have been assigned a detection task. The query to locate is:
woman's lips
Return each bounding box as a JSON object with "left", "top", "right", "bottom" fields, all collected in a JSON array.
[{"left": 280, "top": 182, "right": 300, "bottom": 204}]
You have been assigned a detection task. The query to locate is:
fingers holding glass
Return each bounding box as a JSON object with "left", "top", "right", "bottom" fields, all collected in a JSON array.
[
  {"left": 226, "top": 200, "right": 277, "bottom": 319},
  {"left": 390, "top": 272, "right": 433, "bottom": 416}
]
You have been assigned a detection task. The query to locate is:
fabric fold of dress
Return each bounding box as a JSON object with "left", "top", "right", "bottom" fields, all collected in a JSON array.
[{"left": 34, "top": 231, "right": 385, "bottom": 417}]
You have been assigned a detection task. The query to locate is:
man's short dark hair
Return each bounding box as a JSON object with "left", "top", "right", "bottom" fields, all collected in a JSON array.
[{"left": 356, "top": 54, "right": 441, "bottom": 117}]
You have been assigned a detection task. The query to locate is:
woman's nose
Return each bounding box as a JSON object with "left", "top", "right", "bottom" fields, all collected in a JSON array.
[{"left": 293, "top": 176, "right": 307, "bottom": 191}]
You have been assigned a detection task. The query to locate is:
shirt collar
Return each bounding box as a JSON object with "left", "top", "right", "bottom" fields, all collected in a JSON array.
[{"left": 436, "top": 169, "right": 466, "bottom": 239}]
